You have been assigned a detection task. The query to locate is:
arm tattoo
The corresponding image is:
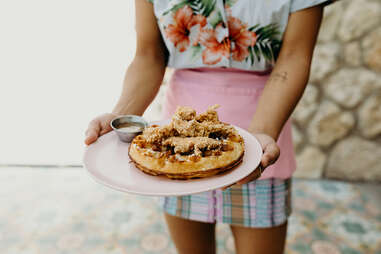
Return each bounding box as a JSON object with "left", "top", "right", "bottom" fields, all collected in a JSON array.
[{"left": 268, "top": 72, "right": 288, "bottom": 83}]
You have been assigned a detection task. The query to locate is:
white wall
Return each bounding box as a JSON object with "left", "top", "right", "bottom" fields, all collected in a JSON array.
[{"left": 0, "top": 0, "right": 147, "bottom": 165}]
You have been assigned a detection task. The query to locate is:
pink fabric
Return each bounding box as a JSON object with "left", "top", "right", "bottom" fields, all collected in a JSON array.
[{"left": 161, "top": 67, "right": 296, "bottom": 179}]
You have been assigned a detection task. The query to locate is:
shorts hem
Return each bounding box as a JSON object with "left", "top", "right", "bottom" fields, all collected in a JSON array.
[{"left": 161, "top": 209, "right": 292, "bottom": 229}]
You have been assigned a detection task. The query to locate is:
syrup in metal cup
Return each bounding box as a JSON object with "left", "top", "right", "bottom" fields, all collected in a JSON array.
[{"left": 110, "top": 115, "right": 148, "bottom": 143}]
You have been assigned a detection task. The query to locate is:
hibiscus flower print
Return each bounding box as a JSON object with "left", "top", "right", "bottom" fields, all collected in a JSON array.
[
  {"left": 225, "top": 5, "right": 281, "bottom": 65},
  {"left": 199, "top": 23, "right": 230, "bottom": 65},
  {"left": 199, "top": 16, "right": 256, "bottom": 65},
  {"left": 227, "top": 16, "right": 257, "bottom": 62},
  {"left": 164, "top": 5, "right": 207, "bottom": 52}
]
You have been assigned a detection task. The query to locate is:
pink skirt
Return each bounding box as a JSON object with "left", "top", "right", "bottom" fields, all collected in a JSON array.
[{"left": 161, "top": 67, "right": 296, "bottom": 179}]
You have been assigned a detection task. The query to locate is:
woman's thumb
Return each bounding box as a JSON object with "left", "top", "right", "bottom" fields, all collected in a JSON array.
[{"left": 85, "top": 129, "right": 98, "bottom": 145}]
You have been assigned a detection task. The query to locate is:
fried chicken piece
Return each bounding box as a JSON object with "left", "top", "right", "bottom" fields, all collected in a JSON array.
[
  {"left": 170, "top": 118, "right": 201, "bottom": 137},
  {"left": 169, "top": 119, "right": 237, "bottom": 139},
  {"left": 142, "top": 125, "right": 175, "bottom": 143},
  {"left": 197, "top": 122, "right": 237, "bottom": 138},
  {"left": 169, "top": 106, "right": 201, "bottom": 137},
  {"left": 163, "top": 136, "right": 222, "bottom": 156},
  {"left": 169, "top": 104, "right": 231, "bottom": 138},
  {"left": 193, "top": 137, "right": 222, "bottom": 156},
  {"left": 196, "top": 104, "right": 220, "bottom": 123},
  {"left": 163, "top": 137, "right": 195, "bottom": 154},
  {"left": 172, "top": 106, "right": 196, "bottom": 121}
]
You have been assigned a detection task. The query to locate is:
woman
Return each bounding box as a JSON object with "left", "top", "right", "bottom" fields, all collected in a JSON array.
[{"left": 85, "top": 0, "right": 333, "bottom": 253}]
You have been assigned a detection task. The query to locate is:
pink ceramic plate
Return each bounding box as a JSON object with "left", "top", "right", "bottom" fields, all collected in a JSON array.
[{"left": 83, "top": 121, "right": 262, "bottom": 196}]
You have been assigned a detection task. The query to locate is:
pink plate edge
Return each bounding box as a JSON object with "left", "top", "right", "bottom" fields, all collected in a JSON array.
[{"left": 82, "top": 122, "right": 263, "bottom": 196}]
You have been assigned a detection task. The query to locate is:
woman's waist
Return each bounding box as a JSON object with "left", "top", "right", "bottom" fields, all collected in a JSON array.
[{"left": 170, "top": 67, "right": 270, "bottom": 95}]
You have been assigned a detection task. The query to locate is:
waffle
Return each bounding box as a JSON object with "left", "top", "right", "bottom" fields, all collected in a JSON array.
[{"left": 128, "top": 105, "right": 245, "bottom": 180}]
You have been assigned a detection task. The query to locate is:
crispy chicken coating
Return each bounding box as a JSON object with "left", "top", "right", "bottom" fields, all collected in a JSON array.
[
  {"left": 195, "top": 104, "right": 220, "bottom": 123},
  {"left": 164, "top": 137, "right": 222, "bottom": 156},
  {"left": 140, "top": 105, "right": 239, "bottom": 157},
  {"left": 142, "top": 125, "right": 175, "bottom": 143},
  {"left": 172, "top": 106, "right": 196, "bottom": 121}
]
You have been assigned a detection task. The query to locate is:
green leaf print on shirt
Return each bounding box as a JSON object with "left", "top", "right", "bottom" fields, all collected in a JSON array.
[
  {"left": 190, "top": 0, "right": 217, "bottom": 16},
  {"left": 209, "top": 10, "right": 223, "bottom": 28},
  {"left": 189, "top": 45, "right": 203, "bottom": 62},
  {"left": 163, "top": 0, "right": 217, "bottom": 16},
  {"left": 248, "top": 23, "right": 281, "bottom": 65},
  {"left": 223, "top": 0, "right": 238, "bottom": 7}
]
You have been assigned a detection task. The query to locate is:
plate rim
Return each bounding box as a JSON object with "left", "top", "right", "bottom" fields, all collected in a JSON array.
[{"left": 83, "top": 121, "right": 263, "bottom": 196}]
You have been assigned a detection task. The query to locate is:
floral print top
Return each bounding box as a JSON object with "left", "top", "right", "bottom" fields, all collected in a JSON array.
[{"left": 147, "top": 0, "right": 333, "bottom": 71}]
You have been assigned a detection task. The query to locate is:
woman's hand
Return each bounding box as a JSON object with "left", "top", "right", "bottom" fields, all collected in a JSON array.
[
  {"left": 84, "top": 113, "right": 118, "bottom": 145},
  {"left": 221, "top": 133, "right": 280, "bottom": 190}
]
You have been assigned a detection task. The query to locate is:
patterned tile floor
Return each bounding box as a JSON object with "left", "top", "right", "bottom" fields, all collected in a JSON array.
[{"left": 0, "top": 167, "right": 380, "bottom": 254}]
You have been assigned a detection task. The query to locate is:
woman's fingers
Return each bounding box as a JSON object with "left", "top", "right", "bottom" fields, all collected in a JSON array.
[
  {"left": 85, "top": 113, "right": 118, "bottom": 145},
  {"left": 99, "top": 129, "right": 112, "bottom": 135},
  {"left": 221, "top": 164, "right": 263, "bottom": 190},
  {"left": 85, "top": 130, "right": 98, "bottom": 145},
  {"left": 261, "top": 143, "right": 280, "bottom": 168},
  {"left": 220, "top": 183, "right": 235, "bottom": 191},
  {"left": 234, "top": 143, "right": 279, "bottom": 186},
  {"left": 85, "top": 120, "right": 101, "bottom": 145},
  {"left": 99, "top": 113, "right": 118, "bottom": 135},
  {"left": 100, "top": 123, "right": 113, "bottom": 135},
  {"left": 220, "top": 133, "right": 281, "bottom": 189},
  {"left": 236, "top": 166, "right": 262, "bottom": 185}
]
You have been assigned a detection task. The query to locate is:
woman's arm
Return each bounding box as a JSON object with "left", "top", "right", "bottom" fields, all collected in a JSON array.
[
  {"left": 224, "top": 6, "right": 324, "bottom": 187},
  {"left": 85, "top": 0, "right": 167, "bottom": 145},
  {"left": 248, "top": 6, "right": 324, "bottom": 140},
  {"left": 112, "top": 0, "right": 168, "bottom": 115}
]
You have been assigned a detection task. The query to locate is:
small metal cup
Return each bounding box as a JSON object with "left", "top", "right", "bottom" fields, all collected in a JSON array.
[{"left": 110, "top": 115, "right": 148, "bottom": 143}]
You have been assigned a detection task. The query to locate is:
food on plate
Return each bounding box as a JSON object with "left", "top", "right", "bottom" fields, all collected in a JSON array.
[{"left": 128, "top": 104, "right": 245, "bottom": 179}]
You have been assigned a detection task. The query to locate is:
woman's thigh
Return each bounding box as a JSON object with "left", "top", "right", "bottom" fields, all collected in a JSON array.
[
  {"left": 230, "top": 221, "right": 288, "bottom": 254},
  {"left": 164, "top": 212, "right": 216, "bottom": 254}
]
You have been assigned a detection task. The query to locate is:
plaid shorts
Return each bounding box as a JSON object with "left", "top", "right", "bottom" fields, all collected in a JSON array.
[{"left": 158, "top": 178, "right": 292, "bottom": 228}]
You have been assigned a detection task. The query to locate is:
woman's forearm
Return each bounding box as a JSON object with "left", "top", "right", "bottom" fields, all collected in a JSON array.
[
  {"left": 248, "top": 6, "right": 323, "bottom": 140},
  {"left": 112, "top": 55, "right": 166, "bottom": 116},
  {"left": 248, "top": 53, "right": 311, "bottom": 140}
]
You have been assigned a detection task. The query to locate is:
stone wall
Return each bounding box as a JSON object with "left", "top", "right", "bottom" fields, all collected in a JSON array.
[
  {"left": 144, "top": 0, "right": 381, "bottom": 182},
  {"left": 292, "top": 0, "right": 381, "bottom": 181}
]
